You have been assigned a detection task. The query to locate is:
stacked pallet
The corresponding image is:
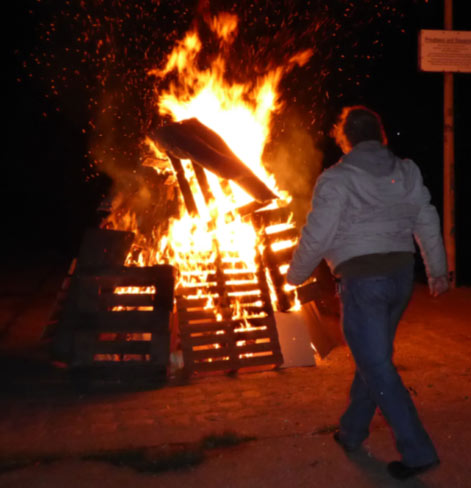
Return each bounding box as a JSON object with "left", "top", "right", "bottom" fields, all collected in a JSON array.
[
  {"left": 251, "top": 206, "right": 299, "bottom": 311},
  {"left": 68, "top": 266, "right": 174, "bottom": 370},
  {"left": 46, "top": 228, "right": 175, "bottom": 386}
]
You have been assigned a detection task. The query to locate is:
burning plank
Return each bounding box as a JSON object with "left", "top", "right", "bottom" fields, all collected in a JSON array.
[{"left": 152, "top": 118, "right": 278, "bottom": 203}]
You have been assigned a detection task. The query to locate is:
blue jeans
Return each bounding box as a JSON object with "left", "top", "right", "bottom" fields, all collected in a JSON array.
[{"left": 339, "top": 266, "right": 438, "bottom": 466}]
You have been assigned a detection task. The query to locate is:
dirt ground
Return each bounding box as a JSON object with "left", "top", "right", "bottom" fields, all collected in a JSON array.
[{"left": 0, "top": 259, "right": 470, "bottom": 487}]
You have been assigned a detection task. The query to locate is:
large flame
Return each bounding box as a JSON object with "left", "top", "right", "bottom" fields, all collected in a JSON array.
[{"left": 106, "top": 13, "right": 311, "bottom": 316}]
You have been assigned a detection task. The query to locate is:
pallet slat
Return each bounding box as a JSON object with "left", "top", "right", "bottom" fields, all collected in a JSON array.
[
  {"left": 75, "top": 310, "right": 169, "bottom": 330},
  {"left": 178, "top": 309, "right": 220, "bottom": 322},
  {"left": 101, "top": 294, "right": 155, "bottom": 308},
  {"left": 187, "top": 358, "right": 236, "bottom": 373},
  {"left": 251, "top": 207, "right": 292, "bottom": 228},
  {"left": 238, "top": 353, "right": 282, "bottom": 368},
  {"left": 92, "top": 340, "right": 152, "bottom": 355},
  {"left": 264, "top": 227, "right": 298, "bottom": 243}
]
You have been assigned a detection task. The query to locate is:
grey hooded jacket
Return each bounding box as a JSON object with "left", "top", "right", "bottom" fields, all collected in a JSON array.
[{"left": 287, "top": 140, "right": 447, "bottom": 285}]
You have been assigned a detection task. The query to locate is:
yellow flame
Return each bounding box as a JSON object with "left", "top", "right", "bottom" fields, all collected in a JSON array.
[{"left": 105, "top": 12, "right": 310, "bottom": 317}]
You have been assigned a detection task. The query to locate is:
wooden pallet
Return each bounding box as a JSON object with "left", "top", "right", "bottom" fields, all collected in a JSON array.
[
  {"left": 175, "top": 254, "right": 283, "bottom": 375},
  {"left": 250, "top": 206, "right": 299, "bottom": 310},
  {"left": 250, "top": 206, "right": 330, "bottom": 310},
  {"left": 46, "top": 228, "right": 175, "bottom": 386},
  {"left": 64, "top": 266, "right": 174, "bottom": 374}
]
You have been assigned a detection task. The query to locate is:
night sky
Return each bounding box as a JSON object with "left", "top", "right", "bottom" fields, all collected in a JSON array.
[{"left": 5, "top": 1, "right": 471, "bottom": 284}]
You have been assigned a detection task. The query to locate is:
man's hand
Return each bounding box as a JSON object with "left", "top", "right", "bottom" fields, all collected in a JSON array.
[{"left": 428, "top": 275, "right": 450, "bottom": 297}]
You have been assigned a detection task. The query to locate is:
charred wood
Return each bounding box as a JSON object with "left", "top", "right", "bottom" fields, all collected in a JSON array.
[
  {"left": 152, "top": 118, "right": 278, "bottom": 203},
  {"left": 168, "top": 155, "right": 198, "bottom": 216}
]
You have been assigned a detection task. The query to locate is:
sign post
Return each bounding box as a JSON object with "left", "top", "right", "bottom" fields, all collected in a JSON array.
[
  {"left": 418, "top": 2, "right": 471, "bottom": 286},
  {"left": 444, "top": 0, "right": 456, "bottom": 287}
]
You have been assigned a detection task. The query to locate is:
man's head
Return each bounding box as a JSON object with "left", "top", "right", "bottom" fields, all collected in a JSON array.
[{"left": 333, "top": 105, "right": 387, "bottom": 153}]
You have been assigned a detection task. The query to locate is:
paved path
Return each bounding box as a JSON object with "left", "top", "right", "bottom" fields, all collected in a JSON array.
[{"left": 0, "top": 270, "right": 470, "bottom": 487}]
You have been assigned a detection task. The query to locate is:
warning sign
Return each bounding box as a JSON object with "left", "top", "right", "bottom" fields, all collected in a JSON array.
[{"left": 419, "top": 30, "right": 471, "bottom": 73}]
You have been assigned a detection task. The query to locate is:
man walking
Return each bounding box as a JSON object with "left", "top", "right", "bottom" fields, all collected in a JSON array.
[{"left": 287, "top": 106, "right": 449, "bottom": 480}]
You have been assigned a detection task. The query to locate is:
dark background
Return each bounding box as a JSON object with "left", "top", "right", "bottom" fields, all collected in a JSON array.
[{"left": 4, "top": 1, "right": 471, "bottom": 284}]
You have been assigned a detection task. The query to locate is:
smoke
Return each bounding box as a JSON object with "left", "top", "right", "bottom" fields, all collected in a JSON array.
[{"left": 264, "top": 116, "right": 323, "bottom": 227}]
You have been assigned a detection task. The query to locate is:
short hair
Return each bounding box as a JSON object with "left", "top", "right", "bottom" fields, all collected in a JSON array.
[{"left": 333, "top": 106, "right": 387, "bottom": 150}]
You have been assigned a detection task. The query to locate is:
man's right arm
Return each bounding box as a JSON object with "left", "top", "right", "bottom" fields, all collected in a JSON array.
[
  {"left": 287, "top": 172, "right": 346, "bottom": 285},
  {"left": 411, "top": 164, "right": 449, "bottom": 295}
]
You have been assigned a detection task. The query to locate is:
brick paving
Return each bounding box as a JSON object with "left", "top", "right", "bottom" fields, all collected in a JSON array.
[
  {"left": 0, "top": 266, "right": 470, "bottom": 486},
  {"left": 0, "top": 357, "right": 352, "bottom": 459}
]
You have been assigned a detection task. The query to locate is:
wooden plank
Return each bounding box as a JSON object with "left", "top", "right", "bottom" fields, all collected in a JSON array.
[
  {"left": 100, "top": 293, "right": 155, "bottom": 309},
  {"left": 176, "top": 297, "right": 214, "bottom": 309},
  {"left": 96, "top": 264, "right": 175, "bottom": 291},
  {"left": 234, "top": 341, "right": 276, "bottom": 355},
  {"left": 181, "top": 322, "right": 276, "bottom": 340},
  {"left": 224, "top": 282, "right": 263, "bottom": 293},
  {"left": 264, "top": 227, "right": 298, "bottom": 242},
  {"left": 187, "top": 346, "right": 232, "bottom": 361},
  {"left": 229, "top": 294, "right": 271, "bottom": 305},
  {"left": 178, "top": 309, "right": 219, "bottom": 322},
  {"left": 233, "top": 328, "right": 276, "bottom": 341},
  {"left": 92, "top": 340, "right": 152, "bottom": 355},
  {"left": 150, "top": 328, "right": 170, "bottom": 365},
  {"left": 251, "top": 206, "right": 292, "bottom": 228},
  {"left": 223, "top": 275, "right": 260, "bottom": 285},
  {"left": 179, "top": 321, "right": 235, "bottom": 335},
  {"left": 152, "top": 266, "right": 175, "bottom": 311},
  {"left": 237, "top": 304, "right": 271, "bottom": 315},
  {"left": 184, "top": 337, "right": 278, "bottom": 360},
  {"left": 153, "top": 118, "right": 277, "bottom": 203},
  {"left": 238, "top": 353, "right": 282, "bottom": 368},
  {"left": 168, "top": 155, "right": 198, "bottom": 216},
  {"left": 76, "top": 309, "right": 170, "bottom": 332},
  {"left": 188, "top": 352, "right": 281, "bottom": 373},
  {"left": 81, "top": 360, "right": 154, "bottom": 368},
  {"left": 235, "top": 200, "right": 267, "bottom": 217},
  {"left": 186, "top": 358, "right": 236, "bottom": 373},
  {"left": 177, "top": 269, "right": 217, "bottom": 280},
  {"left": 68, "top": 319, "right": 161, "bottom": 334},
  {"left": 246, "top": 316, "right": 277, "bottom": 328},
  {"left": 192, "top": 161, "right": 215, "bottom": 204},
  {"left": 177, "top": 284, "right": 219, "bottom": 295},
  {"left": 184, "top": 331, "right": 231, "bottom": 347}
]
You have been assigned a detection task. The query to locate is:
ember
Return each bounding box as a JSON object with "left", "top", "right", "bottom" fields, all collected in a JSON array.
[
  {"left": 46, "top": 12, "right": 338, "bottom": 382},
  {"left": 95, "top": 13, "right": 327, "bottom": 376}
]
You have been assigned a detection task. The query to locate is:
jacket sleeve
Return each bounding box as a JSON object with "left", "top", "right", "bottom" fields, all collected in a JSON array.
[
  {"left": 287, "top": 172, "right": 346, "bottom": 285},
  {"left": 411, "top": 164, "right": 448, "bottom": 279}
]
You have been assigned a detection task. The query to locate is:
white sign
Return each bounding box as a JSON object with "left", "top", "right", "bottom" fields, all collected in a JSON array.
[{"left": 419, "top": 29, "right": 471, "bottom": 73}]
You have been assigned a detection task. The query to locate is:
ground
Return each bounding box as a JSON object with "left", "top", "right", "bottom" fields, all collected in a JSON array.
[{"left": 0, "top": 258, "right": 470, "bottom": 487}]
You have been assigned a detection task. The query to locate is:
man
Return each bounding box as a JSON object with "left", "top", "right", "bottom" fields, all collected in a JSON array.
[{"left": 287, "top": 106, "right": 449, "bottom": 480}]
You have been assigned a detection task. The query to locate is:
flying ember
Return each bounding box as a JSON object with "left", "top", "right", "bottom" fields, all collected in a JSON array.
[{"left": 104, "top": 12, "right": 313, "bottom": 350}]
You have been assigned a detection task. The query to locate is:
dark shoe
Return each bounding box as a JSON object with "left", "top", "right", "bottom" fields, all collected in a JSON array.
[
  {"left": 333, "top": 430, "right": 360, "bottom": 453},
  {"left": 387, "top": 460, "right": 440, "bottom": 479}
]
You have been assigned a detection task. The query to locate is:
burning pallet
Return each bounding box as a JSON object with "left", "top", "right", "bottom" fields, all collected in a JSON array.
[
  {"left": 45, "top": 118, "right": 340, "bottom": 386},
  {"left": 175, "top": 249, "right": 282, "bottom": 375}
]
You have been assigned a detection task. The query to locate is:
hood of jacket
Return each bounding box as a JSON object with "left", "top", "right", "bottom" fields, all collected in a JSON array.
[
  {"left": 330, "top": 140, "right": 420, "bottom": 209},
  {"left": 341, "top": 140, "right": 396, "bottom": 177}
]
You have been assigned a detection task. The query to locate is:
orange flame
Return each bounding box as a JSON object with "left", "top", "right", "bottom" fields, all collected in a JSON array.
[{"left": 106, "top": 12, "right": 311, "bottom": 314}]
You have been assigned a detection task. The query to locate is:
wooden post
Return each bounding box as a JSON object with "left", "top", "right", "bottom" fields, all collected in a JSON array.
[{"left": 444, "top": 0, "right": 456, "bottom": 286}]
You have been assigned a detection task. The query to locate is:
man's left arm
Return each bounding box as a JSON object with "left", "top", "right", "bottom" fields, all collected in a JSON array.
[{"left": 287, "top": 173, "right": 345, "bottom": 285}]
